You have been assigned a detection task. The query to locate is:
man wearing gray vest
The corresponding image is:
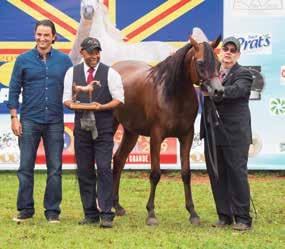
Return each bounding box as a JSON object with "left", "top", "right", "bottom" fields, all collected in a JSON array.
[{"left": 63, "top": 37, "right": 124, "bottom": 228}]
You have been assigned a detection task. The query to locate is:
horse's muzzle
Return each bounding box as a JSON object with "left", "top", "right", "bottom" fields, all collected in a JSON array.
[
  {"left": 207, "top": 76, "right": 224, "bottom": 98},
  {"left": 83, "top": 5, "right": 95, "bottom": 20}
]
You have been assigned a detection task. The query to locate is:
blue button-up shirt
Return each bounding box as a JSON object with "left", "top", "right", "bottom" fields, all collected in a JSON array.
[{"left": 7, "top": 48, "right": 72, "bottom": 124}]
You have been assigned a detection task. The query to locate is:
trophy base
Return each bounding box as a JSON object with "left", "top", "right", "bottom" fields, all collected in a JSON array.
[{"left": 69, "top": 102, "right": 99, "bottom": 110}]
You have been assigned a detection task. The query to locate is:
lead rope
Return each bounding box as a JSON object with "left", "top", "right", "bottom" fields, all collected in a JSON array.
[{"left": 198, "top": 90, "right": 219, "bottom": 180}]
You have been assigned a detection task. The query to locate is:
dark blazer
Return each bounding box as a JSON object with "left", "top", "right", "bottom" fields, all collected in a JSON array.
[{"left": 200, "top": 63, "right": 253, "bottom": 145}]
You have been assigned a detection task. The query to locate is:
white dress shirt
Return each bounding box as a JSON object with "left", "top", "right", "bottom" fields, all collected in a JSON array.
[{"left": 63, "top": 62, "right": 124, "bottom": 103}]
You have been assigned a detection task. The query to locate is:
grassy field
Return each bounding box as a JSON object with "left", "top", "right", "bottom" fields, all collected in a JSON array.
[{"left": 0, "top": 171, "right": 284, "bottom": 249}]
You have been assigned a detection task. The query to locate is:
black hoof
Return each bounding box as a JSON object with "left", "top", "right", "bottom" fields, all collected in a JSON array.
[
  {"left": 115, "top": 207, "right": 126, "bottom": 216},
  {"left": 146, "top": 217, "right": 159, "bottom": 226},
  {"left": 189, "top": 216, "right": 200, "bottom": 225}
]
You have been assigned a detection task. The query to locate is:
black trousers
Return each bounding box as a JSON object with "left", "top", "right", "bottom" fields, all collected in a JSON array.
[
  {"left": 205, "top": 141, "right": 252, "bottom": 225},
  {"left": 74, "top": 126, "right": 115, "bottom": 221}
]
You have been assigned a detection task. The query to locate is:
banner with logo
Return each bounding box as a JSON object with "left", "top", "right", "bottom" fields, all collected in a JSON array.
[
  {"left": 0, "top": 0, "right": 284, "bottom": 170},
  {"left": 223, "top": 0, "right": 285, "bottom": 169}
]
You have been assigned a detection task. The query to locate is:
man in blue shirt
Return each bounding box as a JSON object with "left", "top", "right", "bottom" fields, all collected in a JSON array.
[{"left": 7, "top": 19, "right": 72, "bottom": 223}]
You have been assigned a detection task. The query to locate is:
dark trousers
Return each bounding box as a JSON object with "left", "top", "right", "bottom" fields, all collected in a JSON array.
[
  {"left": 74, "top": 126, "right": 114, "bottom": 221},
  {"left": 17, "top": 120, "right": 63, "bottom": 219},
  {"left": 205, "top": 141, "right": 252, "bottom": 225}
]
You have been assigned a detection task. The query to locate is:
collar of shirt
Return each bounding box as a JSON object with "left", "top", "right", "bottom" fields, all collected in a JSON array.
[
  {"left": 220, "top": 67, "right": 230, "bottom": 77},
  {"left": 83, "top": 62, "right": 100, "bottom": 78},
  {"left": 32, "top": 47, "right": 53, "bottom": 60}
]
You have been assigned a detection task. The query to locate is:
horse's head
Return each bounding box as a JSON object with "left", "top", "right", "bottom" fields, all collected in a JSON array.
[
  {"left": 189, "top": 36, "right": 224, "bottom": 98},
  {"left": 86, "top": 0, "right": 124, "bottom": 42},
  {"left": 81, "top": 0, "right": 100, "bottom": 20}
]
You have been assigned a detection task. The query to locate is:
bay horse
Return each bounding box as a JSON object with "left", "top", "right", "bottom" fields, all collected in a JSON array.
[{"left": 112, "top": 36, "right": 223, "bottom": 225}]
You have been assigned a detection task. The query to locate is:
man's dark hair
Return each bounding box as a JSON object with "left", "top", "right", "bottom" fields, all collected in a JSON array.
[{"left": 35, "top": 19, "right": 56, "bottom": 43}]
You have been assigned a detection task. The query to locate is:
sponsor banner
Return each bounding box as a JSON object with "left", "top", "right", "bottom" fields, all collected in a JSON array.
[
  {"left": 0, "top": 113, "right": 283, "bottom": 170},
  {"left": 0, "top": 0, "right": 223, "bottom": 170},
  {"left": 1, "top": 1, "right": 284, "bottom": 170},
  {"left": 0, "top": 119, "right": 177, "bottom": 167}
]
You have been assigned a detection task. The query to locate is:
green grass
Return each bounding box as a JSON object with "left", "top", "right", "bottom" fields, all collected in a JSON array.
[{"left": 0, "top": 171, "right": 284, "bottom": 249}]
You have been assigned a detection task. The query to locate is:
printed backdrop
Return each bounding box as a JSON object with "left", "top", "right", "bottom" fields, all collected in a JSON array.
[{"left": 0, "top": 0, "right": 284, "bottom": 170}]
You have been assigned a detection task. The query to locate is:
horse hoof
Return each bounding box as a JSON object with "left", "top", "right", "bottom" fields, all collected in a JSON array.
[
  {"left": 115, "top": 208, "right": 126, "bottom": 216},
  {"left": 190, "top": 216, "right": 200, "bottom": 225},
  {"left": 146, "top": 217, "right": 159, "bottom": 226}
]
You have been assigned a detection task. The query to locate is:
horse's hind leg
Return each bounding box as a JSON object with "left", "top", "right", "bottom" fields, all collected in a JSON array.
[
  {"left": 113, "top": 128, "right": 138, "bottom": 216},
  {"left": 179, "top": 131, "right": 200, "bottom": 225},
  {"left": 146, "top": 129, "right": 163, "bottom": 226}
]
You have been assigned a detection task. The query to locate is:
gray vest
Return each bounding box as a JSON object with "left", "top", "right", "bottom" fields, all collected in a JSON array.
[{"left": 73, "top": 62, "right": 114, "bottom": 133}]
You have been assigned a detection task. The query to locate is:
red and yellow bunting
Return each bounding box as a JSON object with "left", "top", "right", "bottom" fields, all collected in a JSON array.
[
  {"left": 121, "top": 0, "right": 204, "bottom": 42},
  {"left": 1, "top": 0, "right": 203, "bottom": 55}
]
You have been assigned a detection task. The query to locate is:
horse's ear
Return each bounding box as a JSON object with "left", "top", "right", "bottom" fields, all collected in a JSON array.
[
  {"left": 210, "top": 35, "right": 222, "bottom": 49},
  {"left": 189, "top": 36, "right": 199, "bottom": 51}
]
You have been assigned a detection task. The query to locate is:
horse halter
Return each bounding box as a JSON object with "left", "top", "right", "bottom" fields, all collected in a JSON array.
[
  {"left": 192, "top": 55, "right": 216, "bottom": 88},
  {"left": 189, "top": 44, "right": 220, "bottom": 91}
]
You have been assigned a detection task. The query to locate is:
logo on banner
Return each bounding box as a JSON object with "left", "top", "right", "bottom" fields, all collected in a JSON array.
[
  {"left": 238, "top": 33, "right": 272, "bottom": 54},
  {"left": 233, "top": 0, "right": 283, "bottom": 10},
  {"left": 269, "top": 98, "right": 285, "bottom": 115},
  {"left": 280, "top": 66, "right": 285, "bottom": 85},
  {"left": 232, "top": 0, "right": 285, "bottom": 16}
]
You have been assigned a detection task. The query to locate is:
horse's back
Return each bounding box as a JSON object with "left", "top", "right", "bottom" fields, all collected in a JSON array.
[
  {"left": 112, "top": 60, "right": 151, "bottom": 77},
  {"left": 112, "top": 60, "right": 153, "bottom": 100},
  {"left": 112, "top": 61, "right": 157, "bottom": 135}
]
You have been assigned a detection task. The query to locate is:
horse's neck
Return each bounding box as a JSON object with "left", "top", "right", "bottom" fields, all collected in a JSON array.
[
  {"left": 90, "top": 5, "right": 123, "bottom": 41},
  {"left": 90, "top": 13, "right": 106, "bottom": 37},
  {"left": 100, "top": 6, "right": 124, "bottom": 41},
  {"left": 69, "top": 19, "right": 92, "bottom": 65}
]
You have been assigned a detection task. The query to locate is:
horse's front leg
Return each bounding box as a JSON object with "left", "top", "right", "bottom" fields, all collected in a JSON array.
[
  {"left": 146, "top": 129, "right": 162, "bottom": 226},
  {"left": 113, "top": 130, "right": 139, "bottom": 216},
  {"left": 179, "top": 131, "right": 200, "bottom": 225}
]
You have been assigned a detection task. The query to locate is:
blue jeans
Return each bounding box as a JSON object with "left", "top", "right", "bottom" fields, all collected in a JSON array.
[{"left": 17, "top": 120, "right": 64, "bottom": 219}]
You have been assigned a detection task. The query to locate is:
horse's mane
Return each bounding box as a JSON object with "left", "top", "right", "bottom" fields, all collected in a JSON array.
[
  {"left": 148, "top": 43, "right": 192, "bottom": 99},
  {"left": 148, "top": 42, "right": 217, "bottom": 100}
]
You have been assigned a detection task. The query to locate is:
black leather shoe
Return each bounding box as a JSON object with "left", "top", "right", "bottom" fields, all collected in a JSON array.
[
  {"left": 100, "top": 219, "right": 113, "bottom": 228},
  {"left": 212, "top": 220, "right": 232, "bottom": 228},
  {"left": 12, "top": 213, "right": 33, "bottom": 223},
  {"left": 47, "top": 216, "right": 60, "bottom": 224},
  {"left": 78, "top": 217, "right": 100, "bottom": 225},
  {"left": 232, "top": 222, "right": 251, "bottom": 231}
]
